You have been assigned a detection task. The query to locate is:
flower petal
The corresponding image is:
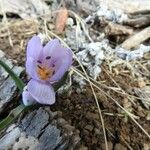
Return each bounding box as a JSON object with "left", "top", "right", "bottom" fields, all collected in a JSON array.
[
  {"left": 22, "top": 90, "right": 36, "bottom": 106},
  {"left": 27, "top": 35, "right": 43, "bottom": 60},
  {"left": 26, "top": 57, "right": 39, "bottom": 80},
  {"left": 43, "top": 39, "right": 60, "bottom": 58},
  {"left": 27, "top": 79, "right": 55, "bottom": 105},
  {"left": 49, "top": 48, "right": 73, "bottom": 82}
]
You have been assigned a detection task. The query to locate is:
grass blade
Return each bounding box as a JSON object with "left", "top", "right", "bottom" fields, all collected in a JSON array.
[{"left": 0, "top": 104, "right": 25, "bottom": 131}]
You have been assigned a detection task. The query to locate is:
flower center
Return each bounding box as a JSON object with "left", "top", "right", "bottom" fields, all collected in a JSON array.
[{"left": 37, "top": 65, "right": 54, "bottom": 80}]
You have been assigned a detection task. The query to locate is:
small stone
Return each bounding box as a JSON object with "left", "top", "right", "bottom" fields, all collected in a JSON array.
[
  {"left": 94, "top": 128, "right": 101, "bottom": 136},
  {"left": 63, "top": 124, "right": 75, "bottom": 133},
  {"left": 123, "top": 98, "right": 131, "bottom": 108},
  {"left": 93, "top": 120, "right": 101, "bottom": 129},
  {"left": 82, "top": 129, "right": 89, "bottom": 136},
  {"left": 57, "top": 118, "right": 68, "bottom": 126},
  {"left": 143, "top": 53, "right": 150, "bottom": 60},
  {"left": 70, "top": 134, "right": 81, "bottom": 146},
  {"left": 146, "top": 112, "right": 150, "bottom": 121},
  {"left": 138, "top": 79, "right": 146, "bottom": 88},
  {"left": 48, "top": 23, "right": 55, "bottom": 30},
  {"left": 85, "top": 125, "right": 93, "bottom": 132},
  {"left": 114, "top": 143, "right": 127, "bottom": 150},
  {"left": 86, "top": 112, "right": 99, "bottom": 120},
  {"left": 102, "top": 142, "right": 113, "bottom": 150},
  {"left": 137, "top": 106, "right": 146, "bottom": 117},
  {"left": 66, "top": 18, "right": 74, "bottom": 27},
  {"left": 143, "top": 143, "right": 150, "bottom": 150},
  {"left": 79, "top": 146, "right": 88, "bottom": 150}
]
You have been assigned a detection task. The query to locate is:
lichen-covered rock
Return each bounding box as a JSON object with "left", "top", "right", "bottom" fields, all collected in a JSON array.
[{"left": 0, "top": 107, "right": 81, "bottom": 150}]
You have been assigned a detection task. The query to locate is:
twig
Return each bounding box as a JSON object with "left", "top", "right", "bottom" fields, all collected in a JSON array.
[
  {"left": 124, "top": 15, "right": 150, "bottom": 28},
  {"left": 105, "top": 22, "right": 133, "bottom": 35},
  {"left": 121, "top": 26, "right": 150, "bottom": 50}
]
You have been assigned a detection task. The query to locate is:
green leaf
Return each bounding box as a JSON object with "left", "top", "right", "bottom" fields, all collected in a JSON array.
[
  {"left": 0, "top": 104, "right": 39, "bottom": 131},
  {"left": 0, "top": 104, "right": 26, "bottom": 131},
  {"left": 0, "top": 60, "right": 25, "bottom": 92}
]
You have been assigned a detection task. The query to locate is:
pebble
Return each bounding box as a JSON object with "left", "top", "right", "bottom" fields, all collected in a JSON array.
[
  {"left": 101, "top": 142, "right": 113, "bottom": 150},
  {"left": 114, "top": 143, "right": 127, "bottom": 150},
  {"left": 86, "top": 112, "right": 99, "bottom": 120},
  {"left": 146, "top": 112, "right": 150, "bottom": 121},
  {"left": 94, "top": 128, "right": 101, "bottom": 136},
  {"left": 143, "top": 53, "right": 150, "bottom": 60},
  {"left": 85, "top": 125, "right": 93, "bottom": 132},
  {"left": 143, "top": 143, "right": 150, "bottom": 150},
  {"left": 138, "top": 78, "right": 146, "bottom": 88},
  {"left": 93, "top": 120, "right": 101, "bottom": 129}
]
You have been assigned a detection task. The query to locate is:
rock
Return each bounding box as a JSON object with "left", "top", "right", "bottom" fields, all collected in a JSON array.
[
  {"left": 143, "top": 53, "right": 150, "bottom": 60},
  {"left": 146, "top": 112, "right": 150, "bottom": 121},
  {"left": 85, "top": 125, "right": 93, "bottom": 132},
  {"left": 137, "top": 78, "right": 146, "bottom": 88},
  {"left": 143, "top": 143, "right": 150, "bottom": 150},
  {"left": 0, "top": 50, "right": 24, "bottom": 113},
  {"left": 94, "top": 128, "right": 101, "bottom": 136},
  {"left": 93, "top": 120, "right": 101, "bottom": 129},
  {"left": 79, "top": 146, "right": 88, "bottom": 150},
  {"left": 102, "top": 142, "right": 113, "bottom": 150},
  {"left": 114, "top": 143, "right": 127, "bottom": 150},
  {"left": 0, "top": 107, "right": 81, "bottom": 150},
  {"left": 86, "top": 112, "right": 99, "bottom": 120}
]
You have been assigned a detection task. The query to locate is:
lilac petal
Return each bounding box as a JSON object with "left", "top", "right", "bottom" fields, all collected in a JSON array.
[
  {"left": 27, "top": 35, "right": 43, "bottom": 60},
  {"left": 41, "top": 39, "right": 60, "bottom": 68},
  {"left": 27, "top": 79, "right": 55, "bottom": 105},
  {"left": 26, "top": 57, "right": 39, "bottom": 80},
  {"left": 22, "top": 90, "right": 36, "bottom": 106},
  {"left": 43, "top": 39, "right": 60, "bottom": 59},
  {"left": 49, "top": 48, "right": 72, "bottom": 82},
  {"left": 43, "top": 39, "right": 70, "bottom": 61}
]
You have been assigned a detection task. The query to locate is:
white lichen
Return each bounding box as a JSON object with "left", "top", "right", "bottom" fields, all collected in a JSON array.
[
  {"left": 115, "top": 44, "right": 150, "bottom": 60},
  {"left": 73, "top": 75, "right": 86, "bottom": 89},
  {"left": 96, "top": 3, "right": 128, "bottom": 23},
  {"left": 76, "top": 40, "right": 112, "bottom": 79}
]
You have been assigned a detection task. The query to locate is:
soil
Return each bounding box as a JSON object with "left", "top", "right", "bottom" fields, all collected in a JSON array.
[{"left": 51, "top": 67, "right": 150, "bottom": 149}]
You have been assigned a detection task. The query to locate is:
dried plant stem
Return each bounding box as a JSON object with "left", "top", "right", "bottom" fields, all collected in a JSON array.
[
  {"left": 69, "top": 10, "right": 93, "bottom": 42},
  {"left": 121, "top": 26, "right": 150, "bottom": 50},
  {"left": 74, "top": 67, "right": 148, "bottom": 102}
]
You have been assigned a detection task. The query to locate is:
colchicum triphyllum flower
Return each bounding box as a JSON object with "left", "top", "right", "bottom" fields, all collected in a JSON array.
[{"left": 22, "top": 35, "right": 72, "bottom": 106}]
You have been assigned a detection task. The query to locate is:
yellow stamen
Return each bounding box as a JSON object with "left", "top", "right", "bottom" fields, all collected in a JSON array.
[{"left": 37, "top": 65, "right": 54, "bottom": 80}]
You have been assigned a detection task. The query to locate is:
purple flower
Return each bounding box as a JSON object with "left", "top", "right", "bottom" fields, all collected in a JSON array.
[{"left": 22, "top": 35, "right": 72, "bottom": 106}]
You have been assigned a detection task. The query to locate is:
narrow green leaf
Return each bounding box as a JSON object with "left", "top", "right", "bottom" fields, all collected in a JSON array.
[
  {"left": 0, "top": 104, "right": 38, "bottom": 131},
  {"left": 0, "top": 104, "right": 25, "bottom": 131},
  {"left": 0, "top": 60, "right": 25, "bottom": 92}
]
